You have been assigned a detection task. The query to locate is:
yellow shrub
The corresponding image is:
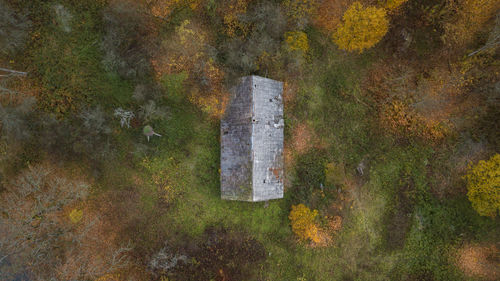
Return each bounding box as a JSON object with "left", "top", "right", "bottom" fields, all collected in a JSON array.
[
  {"left": 69, "top": 208, "right": 83, "bottom": 223},
  {"left": 333, "top": 2, "right": 389, "bottom": 53},
  {"left": 219, "top": 0, "right": 250, "bottom": 37},
  {"left": 464, "top": 154, "right": 500, "bottom": 217},
  {"left": 285, "top": 31, "right": 309, "bottom": 52},
  {"left": 382, "top": 0, "right": 408, "bottom": 10},
  {"left": 289, "top": 204, "right": 320, "bottom": 243}
]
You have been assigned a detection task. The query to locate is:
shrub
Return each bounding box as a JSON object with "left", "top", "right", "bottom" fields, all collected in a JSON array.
[
  {"left": 312, "top": 0, "right": 349, "bottom": 33},
  {"left": 464, "top": 154, "right": 500, "bottom": 217},
  {"left": 0, "top": 97, "right": 36, "bottom": 142},
  {"left": 102, "top": 0, "right": 153, "bottom": 80},
  {"left": 289, "top": 203, "right": 321, "bottom": 243},
  {"left": 333, "top": 2, "right": 389, "bottom": 53},
  {"left": 0, "top": 0, "right": 31, "bottom": 56},
  {"left": 379, "top": 100, "right": 451, "bottom": 143},
  {"left": 154, "top": 20, "right": 229, "bottom": 118},
  {"left": 285, "top": 31, "right": 309, "bottom": 53},
  {"left": 222, "top": 2, "right": 286, "bottom": 76},
  {"left": 147, "top": 0, "right": 203, "bottom": 18},
  {"left": 442, "top": 0, "right": 500, "bottom": 50},
  {"left": 217, "top": 0, "right": 250, "bottom": 37},
  {"left": 282, "top": 0, "right": 318, "bottom": 29},
  {"left": 382, "top": 0, "right": 408, "bottom": 10},
  {"left": 324, "top": 162, "right": 345, "bottom": 188}
]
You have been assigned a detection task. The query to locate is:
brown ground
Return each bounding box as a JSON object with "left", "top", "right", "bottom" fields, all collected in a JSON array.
[{"left": 455, "top": 243, "right": 500, "bottom": 280}]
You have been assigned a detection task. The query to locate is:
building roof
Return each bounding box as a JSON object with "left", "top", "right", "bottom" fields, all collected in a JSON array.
[{"left": 221, "top": 76, "right": 284, "bottom": 202}]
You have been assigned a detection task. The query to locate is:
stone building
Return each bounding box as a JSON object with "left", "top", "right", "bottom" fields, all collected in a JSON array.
[{"left": 221, "top": 76, "right": 284, "bottom": 201}]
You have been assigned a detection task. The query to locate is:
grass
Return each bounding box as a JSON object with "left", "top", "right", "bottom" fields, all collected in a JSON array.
[
  {"left": 6, "top": 1, "right": 498, "bottom": 280},
  {"left": 26, "top": 0, "right": 133, "bottom": 116}
]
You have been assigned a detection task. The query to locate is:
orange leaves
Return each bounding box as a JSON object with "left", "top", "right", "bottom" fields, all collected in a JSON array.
[
  {"left": 379, "top": 100, "right": 451, "bottom": 143},
  {"left": 442, "top": 0, "right": 500, "bottom": 49},
  {"left": 312, "top": 0, "right": 351, "bottom": 33}
]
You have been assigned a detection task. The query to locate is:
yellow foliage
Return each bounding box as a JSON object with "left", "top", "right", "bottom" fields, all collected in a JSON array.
[
  {"left": 382, "top": 0, "right": 408, "bottom": 10},
  {"left": 147, "top": 0, "right": 204, "bottom": 18},
  {"left": 69, "top": 208, "right": 83, "bottom": 224},
  {"left": 289, "top": 204, "right": 321, "bottom": 243},
  {"left": 95, "top": 273, "right": 120, "bottom": 281},
  {"left": 219, "top": 0, "right": 250, "bottom": 37},
  {"left": 464, "top": 154, "right": 500, "bottom": 217},
  {"left": 333, "top": 2, "right": 389, "bottom": 53},
  {"left": 285, "top": 31, "right": 309, "bottom": 52},
  {"left": 283, "top": 0, "right": 318, "bottom": 26}
]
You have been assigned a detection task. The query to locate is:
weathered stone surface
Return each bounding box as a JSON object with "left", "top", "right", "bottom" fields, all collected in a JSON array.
[{"left": 221, "top": 76, "right": 284, "bottom": 202}]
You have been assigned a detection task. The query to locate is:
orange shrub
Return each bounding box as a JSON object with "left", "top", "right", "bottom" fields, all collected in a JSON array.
[
  {"left": 380, "top": 100, "right": 451, "bottom": 143},
  {"left": 313, "top": 0, "right": 351, "bottom": 33},
  {"left": 442, "top": 0, "right": 500, "bottom": 49}
]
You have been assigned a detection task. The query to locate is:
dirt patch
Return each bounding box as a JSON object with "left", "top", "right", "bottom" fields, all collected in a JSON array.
[
  {"left": 455, "top": 243, "right": 500, "bottom": 280},
  {"left": 291, "top": 123, "right": 315, "bottom": 154},
  {"left": 166, "top": 227, "right": 266, "bottom": 281}
]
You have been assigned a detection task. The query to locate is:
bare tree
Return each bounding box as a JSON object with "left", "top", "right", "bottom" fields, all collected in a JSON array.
[
  {"left": 0, "top": 164, "right": 89, "bottom": 280},
  {"left": 114, "top": 107, "right": 135, "bottom": 128}
]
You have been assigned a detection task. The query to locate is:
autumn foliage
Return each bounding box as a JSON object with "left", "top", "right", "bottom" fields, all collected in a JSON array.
[
  {"left": 333, "top": 2, "right": 389, "bottom": 53},
  {"left": 285, "top": 31, "right": 310, "bottom": 53},
  {"left": 464, "top": 154, "right": 500, "bottom": 217},
  {"left": 313, "top": 0, "right": 351, "bottom": 33},
  {"left": 380, "top": 100, "right": 451, "bottom": 143},
  {"left": 382, "top": 0, "right": 408, "bottom": 10},
  {"left": 218, "top": 0, "right": 250, "bottom": 37},
  {"left": 146, "top": 0, "right": 204, "bottom": 18},
  {"left": 289, "top": 204, "right": 321, "bottom": 243},
  {"left": 152, "top": 20, "right": 229, "bottom": 118},
  {"left": 442, "top": 0, "right": 500, "bottom": 49}
]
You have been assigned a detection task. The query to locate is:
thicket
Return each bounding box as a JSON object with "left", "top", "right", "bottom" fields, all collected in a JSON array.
[
  {"left": 465, "top": 154, "right": 500, "bottom": 217},
  {"left": 0, "top": 0, "right": 31, "bottom": 56}
]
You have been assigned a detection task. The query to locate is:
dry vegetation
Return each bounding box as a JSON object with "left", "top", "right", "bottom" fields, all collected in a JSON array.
[{"left": 0, "top": 0, "right": 499, "bottom": 280}]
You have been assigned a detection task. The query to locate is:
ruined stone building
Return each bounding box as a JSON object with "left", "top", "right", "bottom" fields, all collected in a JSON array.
[{"left": 221, "top": 76, "right": 284, "bottom": 202}]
